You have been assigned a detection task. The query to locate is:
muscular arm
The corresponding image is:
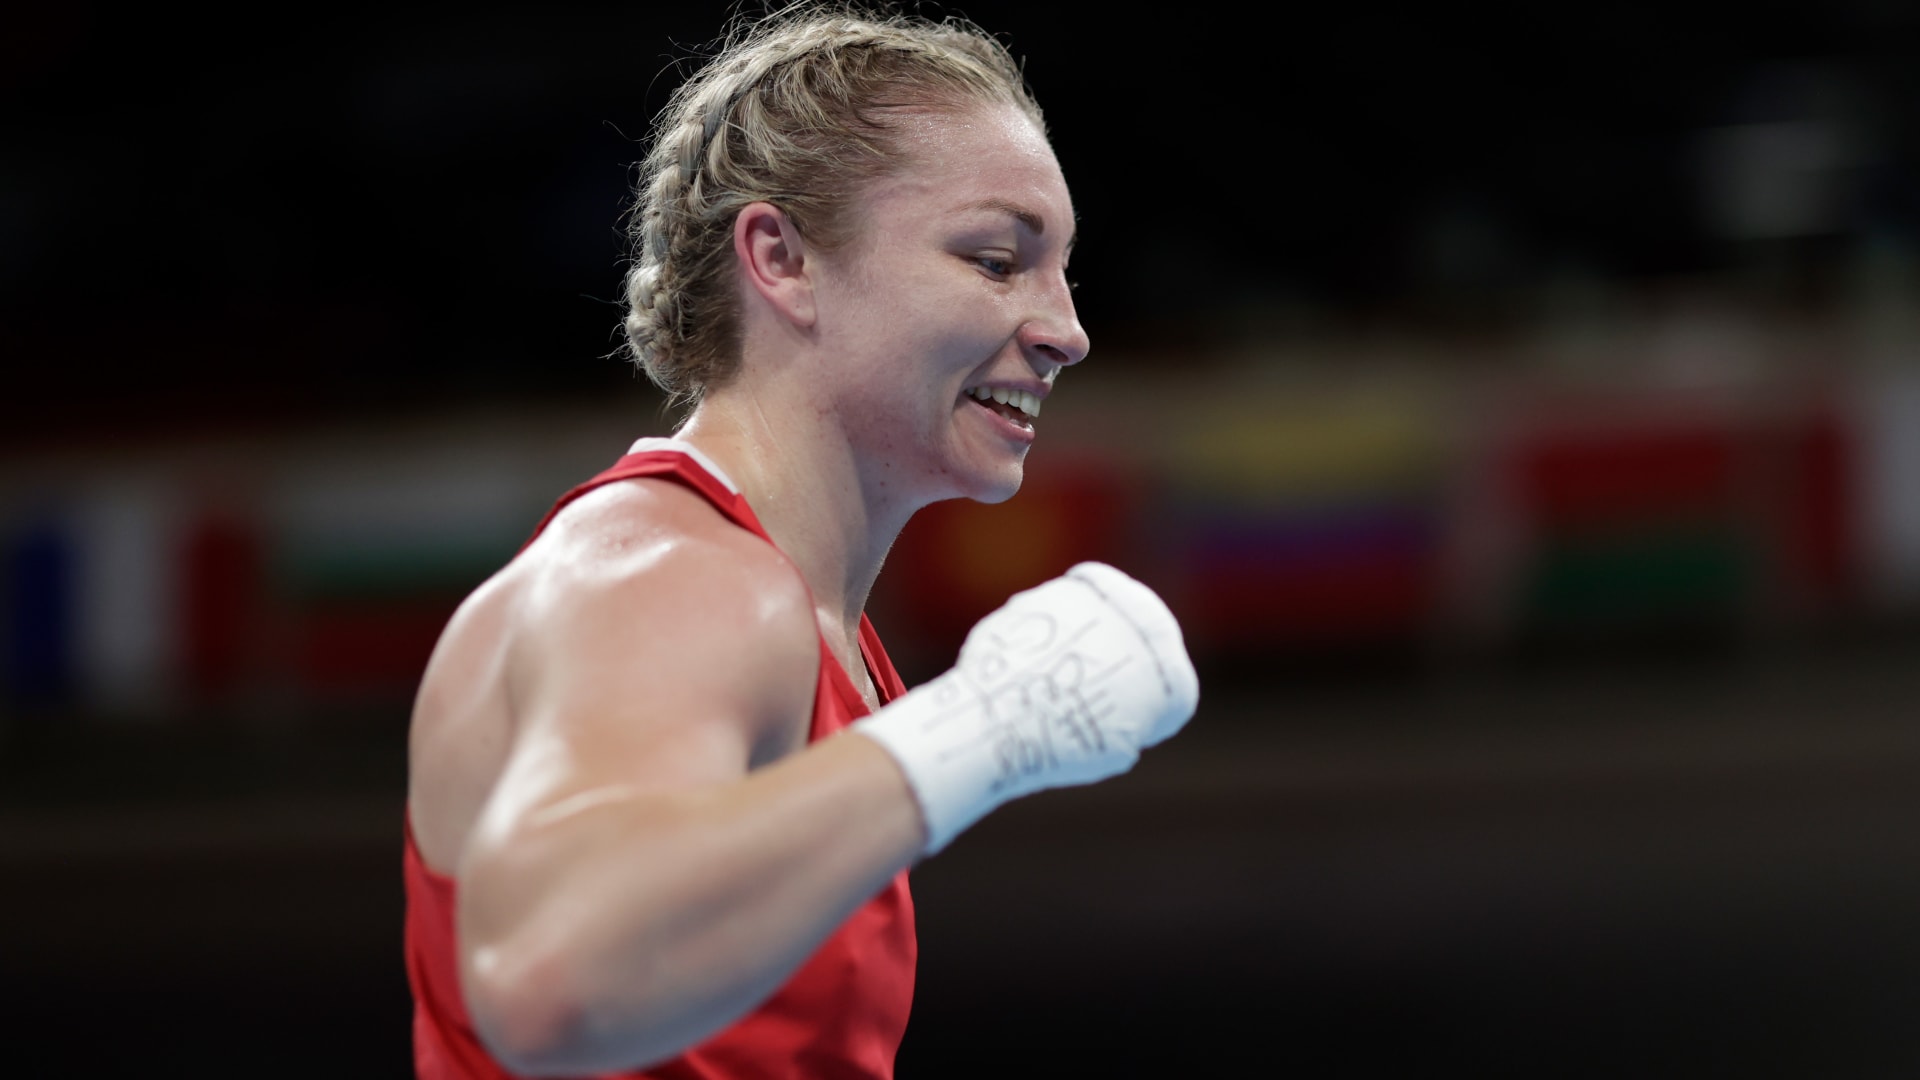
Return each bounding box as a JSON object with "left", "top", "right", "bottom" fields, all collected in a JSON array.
[{"left": 452, "top": 486, "right": 924, "bottom": 1075}]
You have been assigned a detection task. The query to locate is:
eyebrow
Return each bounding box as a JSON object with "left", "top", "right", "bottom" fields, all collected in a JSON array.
[{"left": 958, "top": 198, "right": 1078, "bottom": 254}]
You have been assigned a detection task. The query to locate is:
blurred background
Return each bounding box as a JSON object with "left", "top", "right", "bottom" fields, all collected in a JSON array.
[{"left": 6, "top": 0, "right": 1920, "bottom": 1075}]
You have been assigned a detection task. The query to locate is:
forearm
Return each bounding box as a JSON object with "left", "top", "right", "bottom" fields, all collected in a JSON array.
[{"left": 460, "top": 732, "right": 923, "bottom": 1075}]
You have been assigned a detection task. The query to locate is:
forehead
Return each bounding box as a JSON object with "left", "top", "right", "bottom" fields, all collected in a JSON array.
[{"left": 862, "top": 103, "right": 1075, "bottom": 238}]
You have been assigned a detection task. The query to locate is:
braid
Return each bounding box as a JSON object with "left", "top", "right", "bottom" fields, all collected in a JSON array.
[
  {"left": 623, "top": 28, "right": 818, "bottom": 400},
  {"left": 620, "top": 6, "right": 1043, "bottom": 410}
]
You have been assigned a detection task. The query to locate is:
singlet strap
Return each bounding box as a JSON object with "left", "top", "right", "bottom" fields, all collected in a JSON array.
[
  {"left": 521, "top": 439, "right": 769, "bottom": 552},
  {"left": 522, "top": 440, "right": 903, "bottom": 713}
]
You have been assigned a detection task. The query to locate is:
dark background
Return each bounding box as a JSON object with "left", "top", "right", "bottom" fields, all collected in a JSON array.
[
  {"left": 6, "top": 2, "right": 1920, "bottom": 1076},
  {"left": 12, "top": 0, "right": 1918, "bottom": 430}
]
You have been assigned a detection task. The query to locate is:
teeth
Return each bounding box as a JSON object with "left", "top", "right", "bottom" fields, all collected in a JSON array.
[{"left": 965, "top": 386, "right": 1041, "bottom": 419}]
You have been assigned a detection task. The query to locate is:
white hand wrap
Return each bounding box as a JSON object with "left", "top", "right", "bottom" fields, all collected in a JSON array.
[{"left": 854, "top": 562, "right": 1200, "bottom": 854}]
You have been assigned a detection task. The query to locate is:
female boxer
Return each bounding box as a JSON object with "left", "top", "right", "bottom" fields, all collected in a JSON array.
[{"left": 403, "top": 9, "right": 1198, "bottom": 1077}]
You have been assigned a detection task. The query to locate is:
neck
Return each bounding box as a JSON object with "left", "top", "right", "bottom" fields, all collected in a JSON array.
[{"left": 673, "top": 385, "right": 921, "bottom": 640}]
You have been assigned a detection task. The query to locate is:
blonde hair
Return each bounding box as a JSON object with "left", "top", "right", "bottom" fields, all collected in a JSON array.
[{"left": 621, "top": 4, "right": 1045, "bottom": 407}]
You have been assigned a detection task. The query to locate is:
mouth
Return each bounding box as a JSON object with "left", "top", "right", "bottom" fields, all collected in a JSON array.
[{"left": 962, "top": 385, "right": 1039, "bottom": 432}]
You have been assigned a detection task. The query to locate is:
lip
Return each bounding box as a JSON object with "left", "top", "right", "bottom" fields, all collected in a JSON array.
[
  {"left": 959, "top": 392, "right": 1037, "bottom": 445},
  {"left": 964, "top": 380, "right": 1052, "bottom": 401}
]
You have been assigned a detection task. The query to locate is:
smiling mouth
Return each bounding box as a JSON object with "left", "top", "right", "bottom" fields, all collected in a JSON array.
[
  {"left": 963, "top": 385, "right": 1040, "bottom": 429},
  {"left": 964, "top": 394, "right": 1034, "bottom": 430}
]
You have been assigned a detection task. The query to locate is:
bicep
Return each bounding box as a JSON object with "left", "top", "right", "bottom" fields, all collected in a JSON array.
[{"left": 467, "top": 533, "right": 818, "bottom": 871}]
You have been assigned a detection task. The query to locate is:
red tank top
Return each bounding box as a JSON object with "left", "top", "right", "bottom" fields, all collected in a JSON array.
[{"left": 403, "top": 442, "right": 916, "bottom": 1079}]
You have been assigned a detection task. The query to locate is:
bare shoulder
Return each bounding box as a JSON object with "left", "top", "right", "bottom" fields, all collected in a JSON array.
[
  {"left": 408, "top": 476, "right": 818, "bottom": 872},
  {"left": 519, "top": 477, "right": 812, "bottom": 651},
  {"left": 510, "top": 477, "right": 820, "bottom": 744}
]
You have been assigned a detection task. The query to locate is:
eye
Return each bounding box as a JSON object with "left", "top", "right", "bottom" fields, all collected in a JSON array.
[{"left": 975, "top": 255, "right": 1014, "bottom": 278}]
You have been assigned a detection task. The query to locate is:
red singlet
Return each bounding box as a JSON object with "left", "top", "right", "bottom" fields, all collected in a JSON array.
[{"left": 403, "top": 440, "right": 917, "bottom": 1079}]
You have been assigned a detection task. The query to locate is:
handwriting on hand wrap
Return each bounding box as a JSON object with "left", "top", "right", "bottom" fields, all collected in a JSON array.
[
  {"left": 986, "top": 653, "right": 1105, "bottom": 789},
  {"left": 946, "top": 610, "right": 1135, "bottom": 793},
  {"left": 920, "top": 601, "right": 1143, "bottom": 791}
]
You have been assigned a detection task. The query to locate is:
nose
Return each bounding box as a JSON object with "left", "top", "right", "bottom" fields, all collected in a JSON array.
[{"left": 1018, "top": 274, "right": 1090, "bottom": 374}]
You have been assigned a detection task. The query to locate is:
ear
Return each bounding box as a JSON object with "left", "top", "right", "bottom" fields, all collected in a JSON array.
[{"left": 734, "top": 201, "right": 816, "bottom": 328}]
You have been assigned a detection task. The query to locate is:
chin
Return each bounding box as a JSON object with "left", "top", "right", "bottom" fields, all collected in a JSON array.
[{"left": 955, "top": 456, "right": 1025, "bottom": 505}]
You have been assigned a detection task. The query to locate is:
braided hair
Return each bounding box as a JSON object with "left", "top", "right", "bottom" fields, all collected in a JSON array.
[{"left": 622, "top": 5, "right": 1044, "bottom": 409}]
